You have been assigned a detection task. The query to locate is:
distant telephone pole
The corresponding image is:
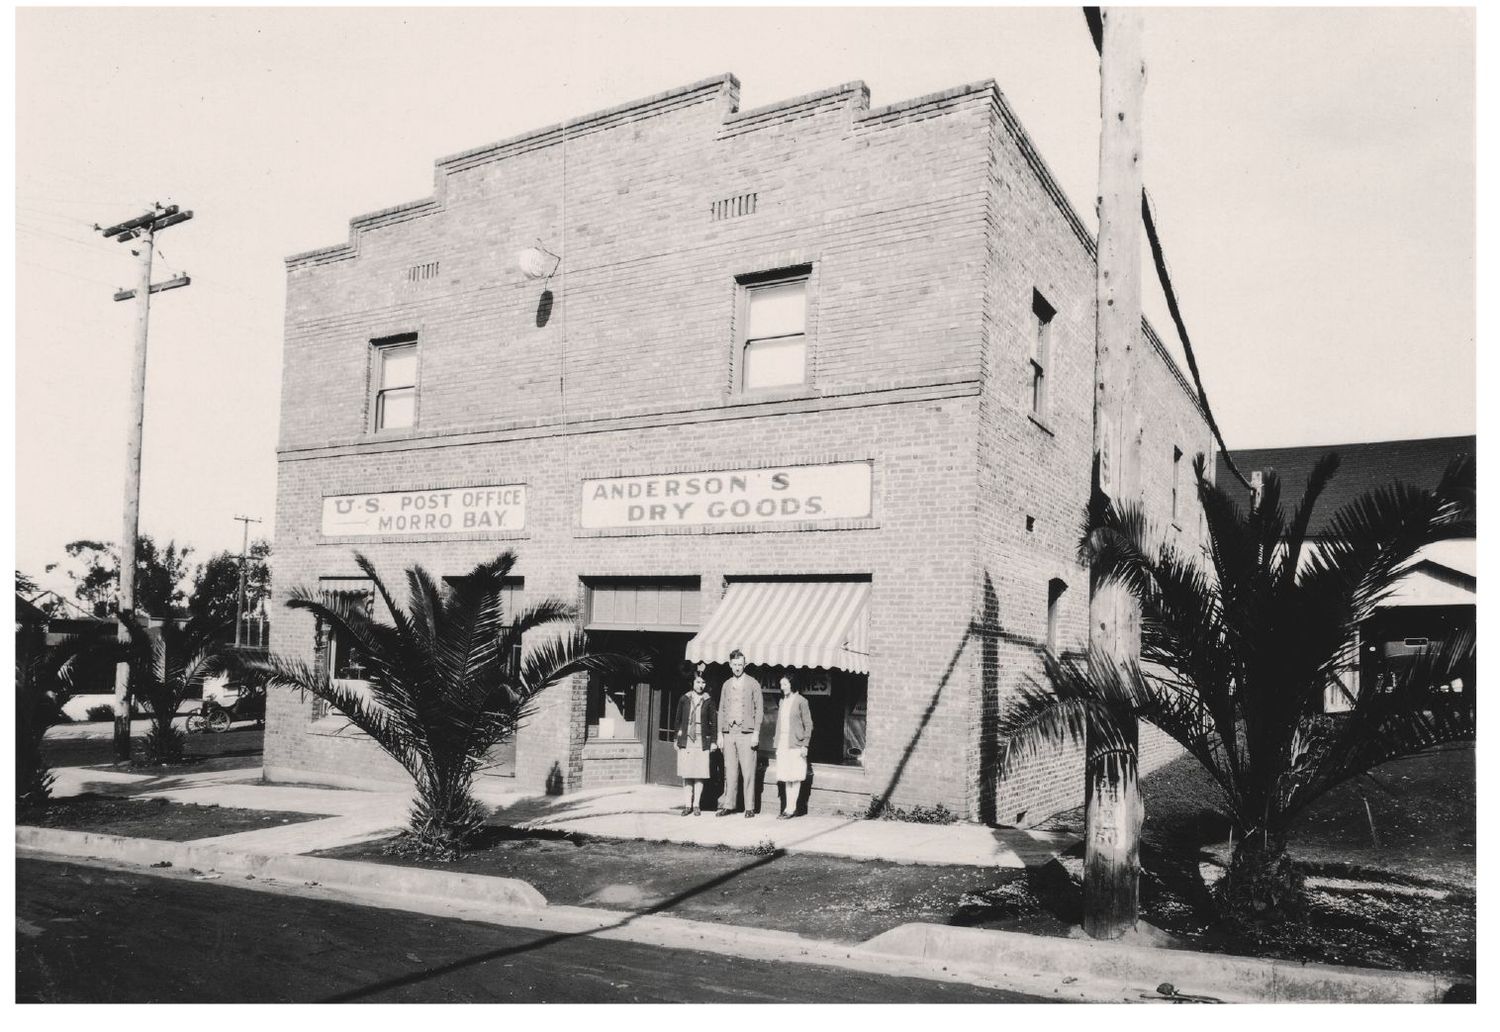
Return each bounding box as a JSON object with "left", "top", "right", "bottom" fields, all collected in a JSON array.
[
  {"left": 232, "top": 514, "right": 262, "bottom": 646},
  {"left": 98, "top": 203, "right": 193, "bottom": 761}
]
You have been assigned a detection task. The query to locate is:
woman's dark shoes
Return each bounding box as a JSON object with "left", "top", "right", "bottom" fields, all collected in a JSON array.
[
  {"left": 716, "top": 808, "right": 734, "bottom": 817},
  {"left": 680, "top": 806, "right": 693, "bottom": 817}
]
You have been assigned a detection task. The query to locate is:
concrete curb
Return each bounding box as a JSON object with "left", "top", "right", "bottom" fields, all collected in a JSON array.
[
  {"left": 860, "top": 922, "right": 1457, "bottom": 1004},
  {"left": 18, "top": 826, "right": 1466, "bottom": 1003},
  {"left": 16, "top": 827, "right": 546, "bottom": 910}
]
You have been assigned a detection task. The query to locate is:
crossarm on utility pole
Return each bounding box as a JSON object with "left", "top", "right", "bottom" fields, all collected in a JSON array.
[{"left": 114, "top": 275, "right": 190, "bottom": 303}]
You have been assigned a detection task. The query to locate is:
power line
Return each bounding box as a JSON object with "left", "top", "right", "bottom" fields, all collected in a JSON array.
[
  {"left": 1140, "top": 191, "right": 1253, "bottom": 491},
  {"left": 16, "top": 259, "right": 122, "bottom": 288},
  {"left": 1080, "top": 6, "right": 1252, "bottom": 492}
]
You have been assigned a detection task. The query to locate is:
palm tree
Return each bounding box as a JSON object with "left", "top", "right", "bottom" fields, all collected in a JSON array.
[
  {"left": 1001, "top": 453, "right": 1475, "bottom": 926},
  {"left": 17, "top": 639, "right": 77, "bottom": 810},
  {"left": 246, "top": 551, "right": 641, "bottom": 857},
  {"left": 118, "top": 616, "right": 230, "bottom": 764}
]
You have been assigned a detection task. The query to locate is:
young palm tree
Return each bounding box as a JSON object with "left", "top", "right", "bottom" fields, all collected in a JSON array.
[
  {"left": 246, "top": 551, "right": 640, "bottom": 857},
  {"left": 1001, "top": 453, "right": 1474, "bottom": 926},
  {"left": 118, "top": 617, "right": 230, "bottom": 764}
]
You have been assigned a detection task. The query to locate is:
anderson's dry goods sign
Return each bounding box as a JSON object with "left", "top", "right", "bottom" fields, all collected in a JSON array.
[{"left": 581, "top": 462, "right": 872, "bottom": 530}]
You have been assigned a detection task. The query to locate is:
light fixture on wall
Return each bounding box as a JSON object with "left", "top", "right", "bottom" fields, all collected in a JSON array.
[{"left": 518, "top": 241, "right": 561, "bottom": 281}]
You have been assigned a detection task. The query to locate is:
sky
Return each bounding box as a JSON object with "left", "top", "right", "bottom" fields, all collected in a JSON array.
[{"left": 12, "top": 4, "right": 1477, "bottom": 594}]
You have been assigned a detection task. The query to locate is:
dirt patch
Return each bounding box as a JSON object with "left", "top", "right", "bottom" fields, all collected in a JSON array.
[
  {"left": 19, "top": 795, "right": 327, "bottom": 841},
  {"left": 1033, "top": 746, "right": 1475, "bottom": 977},
  {"left": 317, "top": 827, "right": 1033, "bottom": 945},
  {"left": 321, "top": 790, "right": 1473, "bottom": 977}
]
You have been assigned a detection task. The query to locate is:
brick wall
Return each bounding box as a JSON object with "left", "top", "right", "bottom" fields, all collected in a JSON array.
[
  {"left": 267, "top": 74, "right": 1213, "bottom": 824},
  {"left": 973, "top": 86, "right": 1215, "bottom": 826}
]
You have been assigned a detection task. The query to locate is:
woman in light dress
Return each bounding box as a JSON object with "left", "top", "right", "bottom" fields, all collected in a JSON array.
[
  {"left": 674, "top": 674, "right": 717, "bottom": 815},
  {"left": 772, "top": 673, "right": 813, "bottom": 819}
]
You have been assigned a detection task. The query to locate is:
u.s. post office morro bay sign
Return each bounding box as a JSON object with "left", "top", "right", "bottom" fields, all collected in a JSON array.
[
  {"left": 322, "top": 484, "right": 527, "bottom": 537},
  {"left": 581, "top": 462, "right": 872, "bottom": 530}
]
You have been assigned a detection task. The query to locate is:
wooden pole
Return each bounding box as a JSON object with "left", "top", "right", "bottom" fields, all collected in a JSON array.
[
  {"left": 100, "top": 205, "right": 193, "bottom": 761},
  {"left": 233, "top": 515, "right": 261, "bottom": 646},
  {"left": 112, "top": 223, "right": 155, "bottom": 761},
  {"left": 1085, "top": 6, "right": 1146, "bottom": 939}
]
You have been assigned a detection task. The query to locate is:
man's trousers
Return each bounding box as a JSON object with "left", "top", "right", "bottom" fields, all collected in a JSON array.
[{"left": 721, "top": 734, "right": 758, "bottom": 811}]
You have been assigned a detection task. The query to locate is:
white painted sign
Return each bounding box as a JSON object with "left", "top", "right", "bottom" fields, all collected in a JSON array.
[
  {"left": 581, "top": 462, "right": 872, "bottom": 530},
  {"left": 322, "top": 484, "right": 527, "bottom": 537}
]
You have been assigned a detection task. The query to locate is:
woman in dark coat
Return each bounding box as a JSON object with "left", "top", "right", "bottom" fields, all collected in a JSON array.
[{"left": 674, "top": 673, "right": 718, "bottom": 815}]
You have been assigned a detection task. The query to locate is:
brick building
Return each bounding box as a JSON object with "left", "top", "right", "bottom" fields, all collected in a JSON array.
[{"left": 265, "top": 74, "right": 1212, "bottom": 824}]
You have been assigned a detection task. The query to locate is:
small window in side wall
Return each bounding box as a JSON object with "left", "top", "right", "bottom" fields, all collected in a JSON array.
[
  {"left": 1172, "top": 446, "right": 1184, "bottom": 522},
  {"left": 739, "top": 270, "right": 809, "bottom": 392},
  {"left": 1046, "top": 578, "right": 1068, "bottom": 655},
  {"left": 372, "top": 335, "right": 417, "bottom": 431},
  {"left": 1030, "top": 290, "right": 1055, "bottom": 420}
]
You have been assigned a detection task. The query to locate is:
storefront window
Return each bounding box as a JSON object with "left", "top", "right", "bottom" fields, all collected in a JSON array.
[{"left": 752, "top": 666, "right": 866, "bottom": 767}]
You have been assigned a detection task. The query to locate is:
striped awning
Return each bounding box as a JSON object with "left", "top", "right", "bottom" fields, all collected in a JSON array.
[{"left": 685, "top": 580, "right": 872, "bottom": 674}]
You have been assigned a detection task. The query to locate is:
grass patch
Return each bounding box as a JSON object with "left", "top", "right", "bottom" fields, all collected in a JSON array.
[{"left": 19, "top": 794, "right": 329, "bottom": 841}]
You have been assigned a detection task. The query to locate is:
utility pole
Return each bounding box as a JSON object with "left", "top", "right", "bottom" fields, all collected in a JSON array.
[
  {"left": 1086, "top": 7, "right": 1146, "bottom": 939},
  {"left": 232, "top": 515, "right": 262, "bottom": 646},
  {"left": 98, "top": 203, "right": 193, "bottom": 761}
]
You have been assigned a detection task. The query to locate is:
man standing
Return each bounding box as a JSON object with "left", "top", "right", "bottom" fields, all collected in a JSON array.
[{"left": 716, "top": 649, "right": 763, "bottom": 817}]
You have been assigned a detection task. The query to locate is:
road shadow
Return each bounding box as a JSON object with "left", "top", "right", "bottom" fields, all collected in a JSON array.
[{"left": 328, "top": 582, "right": 1035, "bottom": 1001}]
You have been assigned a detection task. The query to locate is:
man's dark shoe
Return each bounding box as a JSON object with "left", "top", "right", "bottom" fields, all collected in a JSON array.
[
  {"left": 745, "top": 810, "right": 757, "bottom": 818},
  {"left": 716, "top": 808, "right": 734, "bottom": 817}
]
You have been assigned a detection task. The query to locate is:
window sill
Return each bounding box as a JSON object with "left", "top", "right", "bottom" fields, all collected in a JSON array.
[
  {"left": 807, "top": 762, "right": 869, "bottom": 794},
  {"left": 735, "top": 384, "right": 817, "bottom": 405},
  {"left": 583, "top": 738, "right": 645, "bottom": 760},
  {"left": 1027, "top": 413, "right": 1054, "bottom": 436},
  {"left": 308, "top": 714, "right": 371, "bottom": 738}
]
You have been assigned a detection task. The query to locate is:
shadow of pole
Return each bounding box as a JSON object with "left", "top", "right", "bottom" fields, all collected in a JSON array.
[{"left": 327, "top": 582, "right": 1024, "bottom": 1001}]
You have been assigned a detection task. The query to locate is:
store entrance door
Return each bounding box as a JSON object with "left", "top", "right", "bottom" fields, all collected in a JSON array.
[{"left": 642, "top": 634, "right": 694, "bottom": 785}]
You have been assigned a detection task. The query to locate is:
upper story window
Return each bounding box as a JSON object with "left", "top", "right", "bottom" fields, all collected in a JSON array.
[
  {"left": 372, "top": 335, "right": 417, "bottom": 431},
  {"left": 739, "top": 270, "right": 810, "bottom": 392},
  {"left": 1030, "top": 290, "right": 1055, "bottom": 421}
]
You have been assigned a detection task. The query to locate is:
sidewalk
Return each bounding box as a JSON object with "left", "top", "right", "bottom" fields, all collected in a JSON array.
[
  {"left": 22, "top": 762, "right": 1465, "bottom": 1003},
  {"left": 46, "top": 763, "right": 1076, "bottom": 868}
]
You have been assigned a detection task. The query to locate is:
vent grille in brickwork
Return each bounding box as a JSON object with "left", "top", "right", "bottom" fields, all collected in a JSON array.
[
  {"left": 711, "top": 193, "right": 759, "bottom": 221},
  {"left": 406, "top": 261, "right": 440, "bottom": 282}
]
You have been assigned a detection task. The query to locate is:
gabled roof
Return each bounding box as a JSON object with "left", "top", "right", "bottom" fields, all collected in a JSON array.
[
  {"left": 1218, "top": 435, "right": 1475, "bottom": 535},
  {"left": 15, "top": 593, "right": 48, "bottom": 625}
]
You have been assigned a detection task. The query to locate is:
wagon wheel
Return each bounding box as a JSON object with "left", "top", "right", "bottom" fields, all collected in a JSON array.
[
  {"left": 185, "top": 711, "right": 206, "bottom": 734},
  {"left": 206, "top": 707, "right": 232, "bottom": 734}
]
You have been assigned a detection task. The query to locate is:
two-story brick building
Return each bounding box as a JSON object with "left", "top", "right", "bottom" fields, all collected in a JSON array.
[{"left": 264, "top": 74, "right": 1213, "bottom": 824}]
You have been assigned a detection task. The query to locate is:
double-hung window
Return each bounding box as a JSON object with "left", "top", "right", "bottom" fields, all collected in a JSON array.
[
  {"left": 740, "top": 272, "right": 809, "bottom": 392},
  {"left": 372, "top": 336, "right": 417, "bottom": 431},
  {"left": 1030, "top": 290, "right": 1055, "bottom": 421}
]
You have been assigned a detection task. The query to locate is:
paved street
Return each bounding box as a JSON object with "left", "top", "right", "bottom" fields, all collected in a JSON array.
[
  {"left": 16, "top": 858, "right": 1053, "bottom": 1004},
  {"left": 41, "top": 721, "right": 264, "bottom": 770}
]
